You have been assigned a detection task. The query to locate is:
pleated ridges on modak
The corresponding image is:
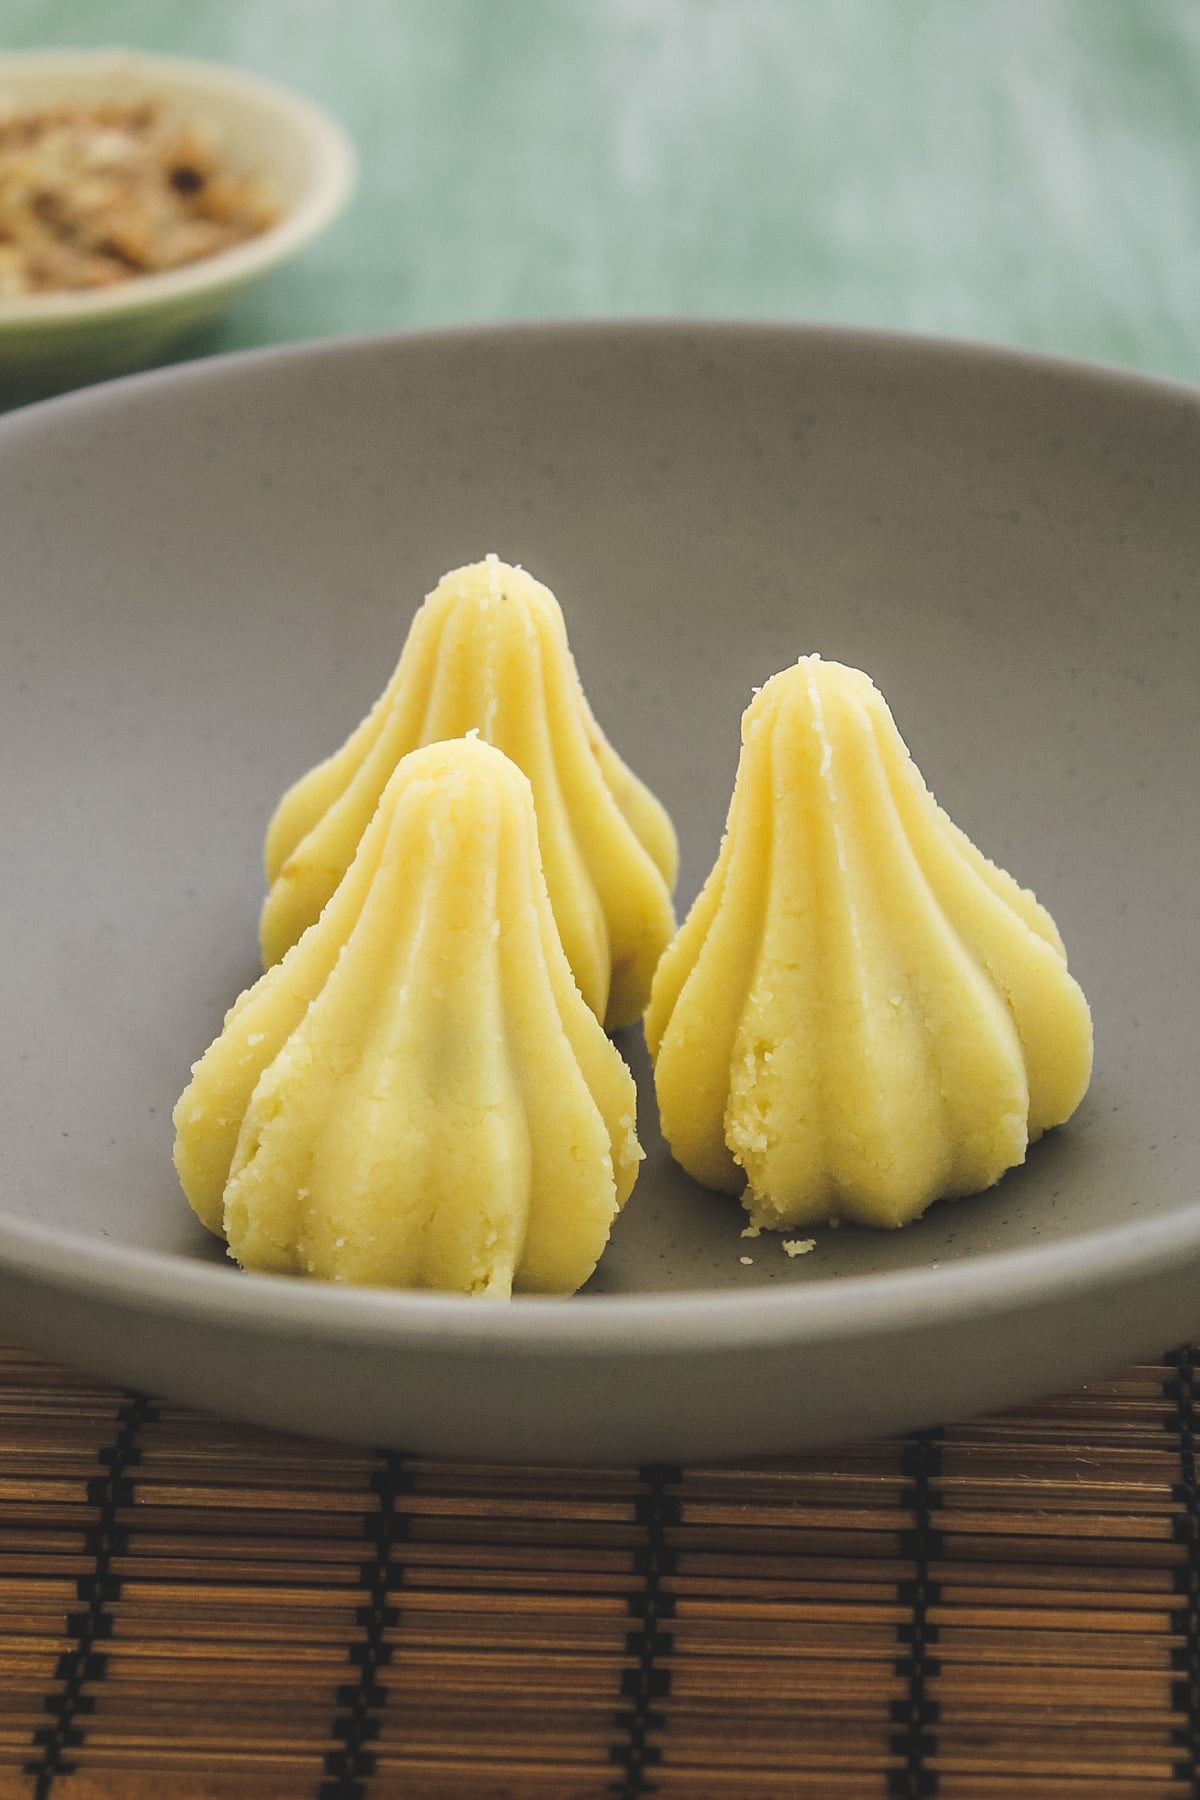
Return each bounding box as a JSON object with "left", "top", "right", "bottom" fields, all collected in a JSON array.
[
  {"left": 645, "top": 657, "right": 1093, "bottom": 1231},
  {"left": 174, "top": 737, "right": 643, "bottom": 1296},
  {"left": 260, "top": 556, "right": 678, "bottom": 1030}
]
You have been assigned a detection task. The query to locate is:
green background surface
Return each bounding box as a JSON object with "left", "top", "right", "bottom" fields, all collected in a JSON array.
[{"left": 5, "top": 0, "right": 1200, "bottom": 382}]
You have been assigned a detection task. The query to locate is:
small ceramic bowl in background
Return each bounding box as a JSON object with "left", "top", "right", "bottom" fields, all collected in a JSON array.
[{"left": 0, "top": 48, "right": 356, "bottom": 400}]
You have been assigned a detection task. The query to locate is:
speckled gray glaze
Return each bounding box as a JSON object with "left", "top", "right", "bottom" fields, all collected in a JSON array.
[{"left": 1, "top": 323, "right": 1198, "bottom": 1461}]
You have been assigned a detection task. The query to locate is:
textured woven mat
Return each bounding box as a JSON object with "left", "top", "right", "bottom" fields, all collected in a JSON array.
[{"left": 1, "top": 1339, "right": 1198, "bottom": 1800}]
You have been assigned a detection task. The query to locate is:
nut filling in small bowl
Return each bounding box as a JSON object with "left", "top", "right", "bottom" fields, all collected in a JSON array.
[{"left": 0, "top": 49, "right": 355, "bottom": 393}]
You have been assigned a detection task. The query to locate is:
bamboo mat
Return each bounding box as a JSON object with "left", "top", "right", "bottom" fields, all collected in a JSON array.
[{"left": 1, "top": 1341, "right": 1199, "bottom": 1800}]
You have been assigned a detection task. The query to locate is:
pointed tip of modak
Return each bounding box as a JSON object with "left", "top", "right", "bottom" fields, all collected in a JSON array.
[
  {"left": 397, "top": 730, "right": 530, "bottom": 789},
  {"left": 743, "top": 655, "right": 882, "bottom": 736},
  {"left": 371, "top": 735, "right": 541, "bottom": 848},
  {"left": 426, "top": 555, "right": 560, "bottom": 622}
]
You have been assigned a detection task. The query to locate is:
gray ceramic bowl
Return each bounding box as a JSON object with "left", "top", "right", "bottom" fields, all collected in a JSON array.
[{"left": 1, "top": 323, "right": 1197, "bottom": 1462}]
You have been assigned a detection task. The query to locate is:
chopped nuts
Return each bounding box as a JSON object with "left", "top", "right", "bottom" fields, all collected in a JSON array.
[{"left": 0, "top": 98, "right": 279, "bottom": 297}]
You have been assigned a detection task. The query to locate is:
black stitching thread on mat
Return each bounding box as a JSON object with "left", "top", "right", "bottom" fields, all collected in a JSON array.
[
  {"left": 889, "top": 1428, "right": 943, "bottom": 1800},
  {"left": 608, "top": 1463, "right": 682, "bottom": 1796},
  {"left": 319, "top": 1449, "right": 413, "bottom": 1800},
  {"left": 25, "top": 1390, "right": 157, "bottom": 1798},
  {"left": 1164, "top": 1345, "right": 1200, "bottom": 1790}
]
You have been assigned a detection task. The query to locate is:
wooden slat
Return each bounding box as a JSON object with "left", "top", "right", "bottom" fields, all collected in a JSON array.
[{"left": 1, "top": 1341, "right": 1198, "bottom": 1798}]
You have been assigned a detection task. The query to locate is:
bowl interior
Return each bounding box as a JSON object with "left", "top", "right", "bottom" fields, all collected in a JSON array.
[{"left": 0, "top": 324, "right": 1196, "bottom": 1303}]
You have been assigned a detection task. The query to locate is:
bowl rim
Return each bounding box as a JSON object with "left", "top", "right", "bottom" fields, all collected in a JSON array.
[
  {"left": 1, "top": 316, "right": 1198, "bottom": 1357},
  {"left": 0, "top": 46, "right": 356, "bottom": 328}
]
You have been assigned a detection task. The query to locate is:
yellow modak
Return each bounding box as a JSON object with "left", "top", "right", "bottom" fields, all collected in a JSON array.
[
  {"left": 174, "top": 737, "right": 643, "bottom": 1295},
  {"left": 646, "top": 658, "right": 1093, "bottom": 1231},
  {"left": 260, "top": 555, "right": 677, "bottom": 1030}
]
